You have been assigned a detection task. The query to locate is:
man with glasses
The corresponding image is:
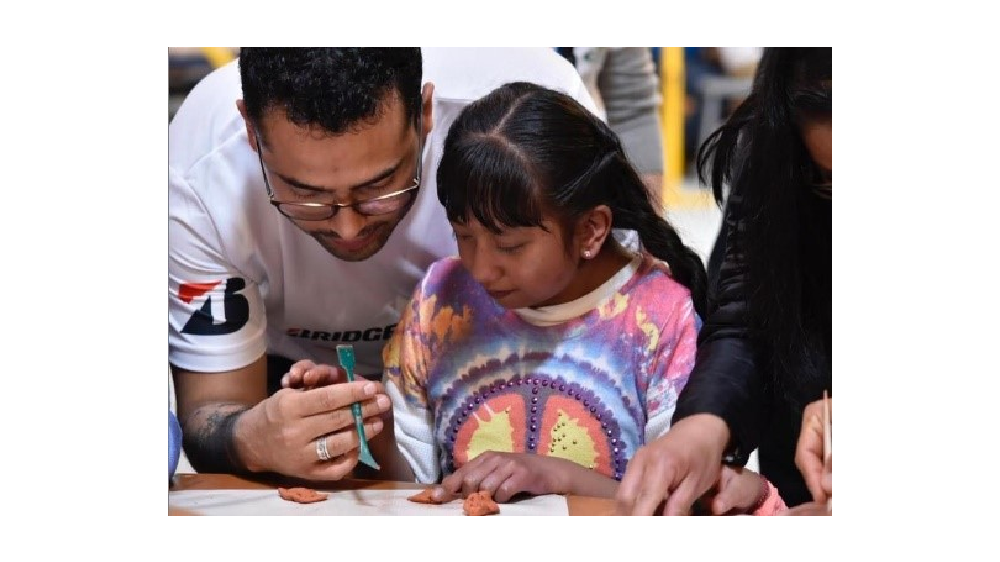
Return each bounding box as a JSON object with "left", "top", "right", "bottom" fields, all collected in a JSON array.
[{"left": 168, "top": 48, "right": 597, "bottom": 481}]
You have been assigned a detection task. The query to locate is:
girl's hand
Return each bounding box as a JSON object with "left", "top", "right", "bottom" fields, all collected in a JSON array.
[
  {"left": 700, "top": 466, "right": 772, "bottom": 515},
  {"left": 281, "top": 359, "right": 345, "bottom": 390},
  {"left": 432, "top": 452, "right": 571, "bottom": 503}
]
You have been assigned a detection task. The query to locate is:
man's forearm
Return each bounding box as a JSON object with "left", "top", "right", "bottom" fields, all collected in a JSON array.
[{"left": 181, "top": 402, "right": 252, "bottom": 474}]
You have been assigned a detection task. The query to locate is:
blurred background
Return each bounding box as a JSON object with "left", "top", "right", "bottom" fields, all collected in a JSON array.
[{"left": 167, "top": 47, "right": 764, "bottom": 474}]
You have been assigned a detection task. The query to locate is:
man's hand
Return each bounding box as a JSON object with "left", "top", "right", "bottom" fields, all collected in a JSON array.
[{"left": 234, "top": 379, "right": 391, "bottom": 480}]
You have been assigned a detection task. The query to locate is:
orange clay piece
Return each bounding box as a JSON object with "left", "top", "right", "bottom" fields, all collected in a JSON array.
[
  {"left": 463, "top": 490, "right": 500, "bottom": 516},
  {"left": 277, "top": 487, "right": 328, "bottom": 504},
  {"left": 407, "top": 488, "right": 446, "bottom": 505}
]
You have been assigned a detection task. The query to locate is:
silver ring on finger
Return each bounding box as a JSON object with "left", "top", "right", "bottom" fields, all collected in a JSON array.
[{"left": 316, "top": 435, "right": 333, "bottom": 462}]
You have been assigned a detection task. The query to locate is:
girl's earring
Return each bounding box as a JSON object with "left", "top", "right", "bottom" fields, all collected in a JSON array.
[{"left": 583, "top": 250, "right": 592, "bottom": 259}]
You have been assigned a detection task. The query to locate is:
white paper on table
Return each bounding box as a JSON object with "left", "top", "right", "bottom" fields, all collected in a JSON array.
[{"left": 168, "top": 488, "right": 570, "bottom": 516}]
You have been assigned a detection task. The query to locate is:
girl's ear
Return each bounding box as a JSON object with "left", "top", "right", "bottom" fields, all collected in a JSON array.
[{"left": 575, "top": 205, "right": 613, "bottom": 259}]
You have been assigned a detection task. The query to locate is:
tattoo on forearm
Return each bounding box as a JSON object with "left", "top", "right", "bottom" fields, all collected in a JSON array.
[{"left": 182, "top": 402, "right": 251, "bottom": 474}]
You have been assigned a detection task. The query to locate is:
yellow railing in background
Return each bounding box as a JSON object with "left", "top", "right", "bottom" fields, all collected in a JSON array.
[
  {"left": 660, "top": 47, "right": 684, "bottom": 202},
  {"left": 659, "top": 47, "right": 713, "bottom": 210},
  {"left": 200, "top": 47, "right": 237, "bottom": 69}
]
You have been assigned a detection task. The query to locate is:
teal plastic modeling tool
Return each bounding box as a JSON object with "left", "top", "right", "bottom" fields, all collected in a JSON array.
[{"left": 336, "top": 344, "right": 380, "bottom": 470}]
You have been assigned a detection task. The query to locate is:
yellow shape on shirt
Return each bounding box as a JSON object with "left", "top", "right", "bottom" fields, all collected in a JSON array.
[
  {"left": 599, "top": 292, "right": 628, "bottom": 320},
  {"left": 635, "top": 307, "right": 659, "bottom": 352},
  {"left": 427, "top": 300, "right": 473, "bottom": 344},
  {"left": 547, "top": 410, "right": 598, "bottom": 469},
  {"left": 467, "top": 405, "right": 514, "bottom": 461}
]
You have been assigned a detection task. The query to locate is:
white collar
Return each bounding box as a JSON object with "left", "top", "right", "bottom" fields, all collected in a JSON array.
[{"left": 513, "top": 253, "right": 643, "bottom": 327}]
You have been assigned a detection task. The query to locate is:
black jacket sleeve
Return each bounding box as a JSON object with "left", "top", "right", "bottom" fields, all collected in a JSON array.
[{"left": 671, "top": 191, "right": 765, "bottom": 462}]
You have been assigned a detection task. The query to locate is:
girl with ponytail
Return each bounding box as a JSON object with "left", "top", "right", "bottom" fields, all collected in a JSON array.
[{"left": 377, "top": 81, "right": 785, "bottom": 513}]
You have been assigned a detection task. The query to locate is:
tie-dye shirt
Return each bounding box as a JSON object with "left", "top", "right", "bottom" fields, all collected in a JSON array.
[{"left": 383, "top": 253, "right": 698, "bottom": 484}]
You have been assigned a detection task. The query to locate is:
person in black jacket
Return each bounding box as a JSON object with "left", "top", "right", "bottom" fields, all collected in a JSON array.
[{"left": 616, "top": 47, "right": 832, "bottom": 515}]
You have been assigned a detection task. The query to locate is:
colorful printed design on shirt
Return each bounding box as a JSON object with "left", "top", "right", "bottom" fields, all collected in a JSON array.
[
  {"left": 385, "top": 254, "right": 698, "bottom": 481},
  {"left": 442, "top": 357, "right": 629, "bottom": 478}
]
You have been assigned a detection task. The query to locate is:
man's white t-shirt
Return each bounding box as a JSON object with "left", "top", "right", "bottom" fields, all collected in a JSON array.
[{"left": 168, "top": 48, "right": 598, "bottom": 378}]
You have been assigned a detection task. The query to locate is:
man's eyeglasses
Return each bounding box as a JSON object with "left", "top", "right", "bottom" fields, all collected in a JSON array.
[{"left": 254, "top": 116, "right": 422, "bottom": 221}]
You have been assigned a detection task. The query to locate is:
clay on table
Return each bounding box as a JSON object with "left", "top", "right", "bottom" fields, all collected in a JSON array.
[
  {"left": 407, "top": 488, "right": 446, "bottom": 505},
  {"left": 277, "top": 487, "right": 329, "bottom": 504},
  {"left": 463, "top": 490, "right": 500, "bottom": 516}
]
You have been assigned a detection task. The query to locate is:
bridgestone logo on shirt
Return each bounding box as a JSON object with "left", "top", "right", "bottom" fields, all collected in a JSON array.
[
  {"left": 286, "top": 324, "right": 397, "bottom": 343},
  {"left": 179, "top": 278, "right": 250, "bottom": 336}
]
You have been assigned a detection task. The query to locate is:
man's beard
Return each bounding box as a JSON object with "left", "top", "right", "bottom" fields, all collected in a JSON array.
[
  {"left": 304, "top": 220, "right": 384, "bottom": 262},
  {"left": 298, "top": 195, "right": 416, "bottom": 262}
]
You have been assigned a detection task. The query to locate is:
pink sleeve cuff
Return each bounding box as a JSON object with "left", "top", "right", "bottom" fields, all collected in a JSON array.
[{"left": 752, "top": 480, "right": 788, "bottom": 516}]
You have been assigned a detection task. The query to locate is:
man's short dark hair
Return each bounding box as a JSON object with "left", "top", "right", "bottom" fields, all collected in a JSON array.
[{"left": 239, "top": 48, "right": 422, "bottom": 139}]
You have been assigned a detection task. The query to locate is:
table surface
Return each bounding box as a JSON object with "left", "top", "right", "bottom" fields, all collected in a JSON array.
[{"left": 168, "top": 473, "right": 617, "bottom": 516}]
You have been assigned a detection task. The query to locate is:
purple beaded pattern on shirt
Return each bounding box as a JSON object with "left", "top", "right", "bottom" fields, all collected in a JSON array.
[{"left": 438, "top": 357, "right": 630, "bottom": 480}]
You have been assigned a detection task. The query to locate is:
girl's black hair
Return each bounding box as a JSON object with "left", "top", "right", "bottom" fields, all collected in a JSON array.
[
  {"left": 696, "top": 48, "right": 832, "bottom": 407},
  {"left": 437, "top": 82, "right": 707, "bottom": 319}
]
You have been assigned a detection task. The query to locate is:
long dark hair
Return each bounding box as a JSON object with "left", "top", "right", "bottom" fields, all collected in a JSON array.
[
  {"left": 697, "top": 48, "right": 832, "bottom": 407},
  {"left": 437, "top": 82, "right": 707, "bottom": 319}
]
